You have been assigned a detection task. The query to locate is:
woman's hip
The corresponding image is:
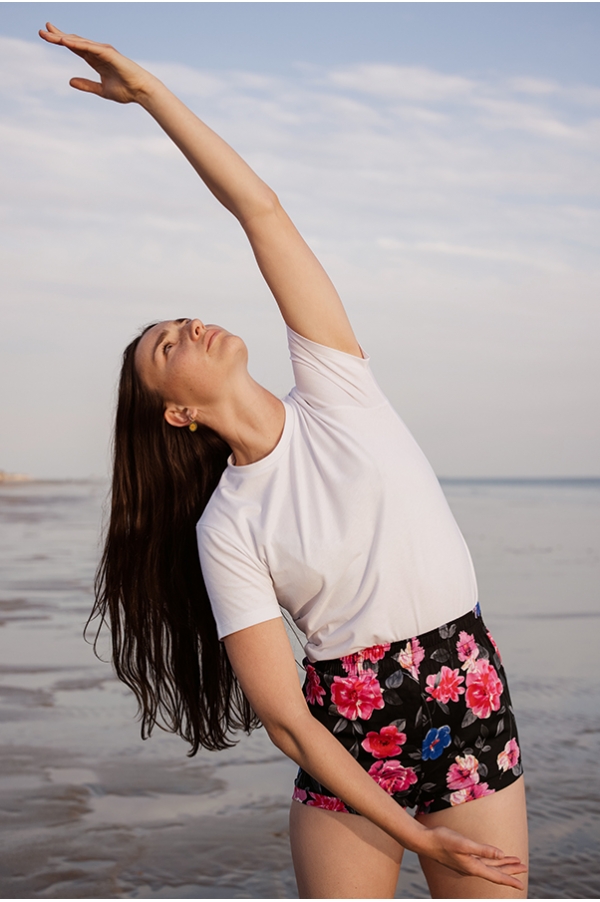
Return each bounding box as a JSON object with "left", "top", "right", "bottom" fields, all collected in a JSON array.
[{"left": 293, "top": 604, "right": 523, "bottom": 815}]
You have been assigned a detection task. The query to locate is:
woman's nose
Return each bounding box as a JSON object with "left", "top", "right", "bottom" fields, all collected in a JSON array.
[{"left": 188, "top": 319, "right": 204, "bottom": 341}]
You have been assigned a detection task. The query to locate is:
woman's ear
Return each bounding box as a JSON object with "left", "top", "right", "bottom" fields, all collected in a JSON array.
[{"left": 164, "top": 406, "right": 197, "bottom": 428}]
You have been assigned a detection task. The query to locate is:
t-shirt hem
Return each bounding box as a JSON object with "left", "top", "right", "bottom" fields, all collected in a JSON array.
[{"left": 217, "top": 609, "right": 283, "bottom": 641}]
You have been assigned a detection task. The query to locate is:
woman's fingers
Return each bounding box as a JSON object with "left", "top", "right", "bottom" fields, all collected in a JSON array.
[
  {"left": 426, "top": 826, "right": 526, "bottom": 888},
  {"left": 39, "top": 24, "right": 154, "bottom": 104},
  {"left": 472, "top": 859, "right": 525, "bottom": 889},
  {"left": 69, "top": 77, "right": 103, "bottom": 95},
  {"left": 40, "top": 23, "right": 112, "bottom": 59},
  {"left": 464, "top": 848, "right": 527, "bottom": 888},
  {"left": 479, "top": 869, "right": 524, "bottom": 890},
  {"left": 456, "top": 835, "right": 526, "bottom": 869}
]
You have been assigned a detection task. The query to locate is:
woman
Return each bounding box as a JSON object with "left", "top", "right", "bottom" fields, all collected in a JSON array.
[{"left": 41, "top": 24, "right": 528, "bottom": 899}]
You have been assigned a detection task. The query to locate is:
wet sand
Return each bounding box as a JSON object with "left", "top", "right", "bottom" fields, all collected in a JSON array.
[{"left": 0, "top": 479, "right": 599, "bottom": 898}]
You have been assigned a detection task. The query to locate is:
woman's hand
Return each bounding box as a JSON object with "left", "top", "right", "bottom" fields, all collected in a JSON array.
[
  {"left": 417, "top": 824, "right": 527, "bottom": 889},
  {"left": 39, "top": 23, "right": 157, "bottom": 104}
]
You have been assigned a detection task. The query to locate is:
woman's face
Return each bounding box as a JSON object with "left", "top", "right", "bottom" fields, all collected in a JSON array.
[{"left": 135, "top": 317, "right": 247, "bottom": 413}]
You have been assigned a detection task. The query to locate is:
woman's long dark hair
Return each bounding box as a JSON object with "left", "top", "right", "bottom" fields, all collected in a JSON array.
[{"left": 89, "top": 327, "right": 260, "bottom": 755}]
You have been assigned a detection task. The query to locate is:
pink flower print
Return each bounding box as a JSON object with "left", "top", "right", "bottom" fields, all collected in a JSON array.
[
  {"left": 449, "top": 782, "right": 495, "bottom": 806},
  {"left": 396, "top": 637, "right": 425, "bottom": 680},
  {"left": 362, "top": 643, "right": 391, "bottom": 664},
  {"left": 465, "top": 659, "right": 503, "bottom": 719},
  {"left": 361, "top": 725, "right": 407, "bottom": 759},
  {"left": 446, "top": 754, "right": 480, "bottom": 790},
  {"left": 487, "top": 630, "right": 502, "bottom": 663},
  {"left": 340, "top": 642, "right": 391, "bottom": 675},
  {"left": 456, "top": 631, "right": 477, "bottom": 661},
  {"left": 340, "top": 652, "right": 360, "bottom": 675},
  {"left": 456, "top": 630, "right": 480, "bottom": 673},
  {"left": 331, "top": 670, "right": 385, "bottom": 721},
  {"left": 292, "top": 786, "right": 307, "bottom": 803},
  {"left": 368, "top": 760, "right": 418, "bottom": 795},
  {"left": 497, "top": 738, "right": 520, "bottom": 773},
  {"left": 425, "top": 666, "right": 465, "bottom": 705},
  {"left": 307, "top": 792, "right": 348, "bottom": 812},
  {"left": 305, "top": 664, "right": 326, "bottom": 706}
]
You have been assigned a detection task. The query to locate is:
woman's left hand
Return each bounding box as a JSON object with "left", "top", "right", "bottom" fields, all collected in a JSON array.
[
  {"left": 39, "top": 22, "right": 157, "bottom": 104},
  {"left": 416, "top": 824, "right": 527, "bottom": 889}
]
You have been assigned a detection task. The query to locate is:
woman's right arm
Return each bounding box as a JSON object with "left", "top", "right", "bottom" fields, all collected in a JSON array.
[
  {"left": 224, "top": 617, "right": 527, "bottom": 890},
  {"left": 39, "top": 24, "right": 361, "bottom": 356}
]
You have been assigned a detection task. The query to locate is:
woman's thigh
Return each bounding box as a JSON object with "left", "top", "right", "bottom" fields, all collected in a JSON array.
[
  {"left": 289, "top": 800, "right": 404, "bottom": 899},
  {"left": 416, "top": 777, "right": 528, "bottom": 899}
]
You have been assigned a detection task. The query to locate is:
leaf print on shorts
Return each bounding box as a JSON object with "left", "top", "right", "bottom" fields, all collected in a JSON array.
[
  {"left": 487, "top": 630, "right": 503, "bottom": 663},
  {"left": 438, "top": 622, "right": 457, "bottom": 640}
]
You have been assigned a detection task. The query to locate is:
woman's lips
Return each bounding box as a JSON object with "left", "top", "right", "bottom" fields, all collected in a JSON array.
[{"left": 206, "top": 328, "right": 221, "bottom": 351}]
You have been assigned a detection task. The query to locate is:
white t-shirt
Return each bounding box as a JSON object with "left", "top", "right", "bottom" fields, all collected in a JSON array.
[{"left": 197, "top": 328, "right": 478, "bottom": 662}]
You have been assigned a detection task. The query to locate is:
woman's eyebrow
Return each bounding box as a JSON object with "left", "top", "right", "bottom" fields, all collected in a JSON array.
[{"left": 152, "top": 329, "right": 169, "bottom": 362}]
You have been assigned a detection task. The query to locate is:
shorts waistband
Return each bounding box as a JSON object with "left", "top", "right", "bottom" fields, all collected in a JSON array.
[{"left": 308, "top": 604, "right": 483, "bottom": 674}]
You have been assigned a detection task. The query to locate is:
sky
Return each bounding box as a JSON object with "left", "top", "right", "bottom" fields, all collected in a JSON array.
[{"left": 1, "top": 2, "right": 599, "bottom": 479}]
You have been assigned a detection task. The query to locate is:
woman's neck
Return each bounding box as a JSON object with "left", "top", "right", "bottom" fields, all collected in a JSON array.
[{"left": 203, "top": 379, "right": 286, "bottom": 467}]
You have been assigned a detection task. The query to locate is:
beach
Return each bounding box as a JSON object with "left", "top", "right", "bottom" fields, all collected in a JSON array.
[{"left": 0, "top": 478, "right": 599, "bottom": 898}]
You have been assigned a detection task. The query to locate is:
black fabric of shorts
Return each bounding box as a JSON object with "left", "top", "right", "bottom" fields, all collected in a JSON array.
[{"left": 293, "top": 604, "right": 523, "bottom": 815}]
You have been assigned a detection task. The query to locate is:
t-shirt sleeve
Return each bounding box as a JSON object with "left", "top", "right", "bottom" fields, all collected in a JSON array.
[
  {"left": 287, "top": 326, "right": 387, "bottom": 409},
  {"left": 197, "top": 523, "right": 282, "bottom": 639}
]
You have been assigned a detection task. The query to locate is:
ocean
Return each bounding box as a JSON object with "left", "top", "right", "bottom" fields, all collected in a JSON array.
[{"left": 0, "top": 478, "right": 598, "bottom": 898}]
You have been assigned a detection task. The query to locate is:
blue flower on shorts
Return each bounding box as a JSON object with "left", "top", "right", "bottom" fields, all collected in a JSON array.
[{"left": 422, "top": 725, "right": 452, "bottom": 760}]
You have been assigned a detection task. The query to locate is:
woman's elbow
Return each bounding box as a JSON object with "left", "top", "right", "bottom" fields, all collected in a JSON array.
[
  {"left": 240, "top": 188, "right": 283, "bottom": 230},
  {"left": 263, "top": 713, "right": 308, "bottom": 758},
  {"left": 264, "top": 720, "right": 292, "bottom": 753}
]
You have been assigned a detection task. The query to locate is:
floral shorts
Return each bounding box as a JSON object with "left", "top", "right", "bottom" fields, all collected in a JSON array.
[{"left": 293, "top": 604, "right": 523, "bottom": 815}]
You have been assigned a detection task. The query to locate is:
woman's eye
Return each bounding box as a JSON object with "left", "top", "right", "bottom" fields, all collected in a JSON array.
[{"left": 163, "top": 343, "right": 173, "bottom": 356}]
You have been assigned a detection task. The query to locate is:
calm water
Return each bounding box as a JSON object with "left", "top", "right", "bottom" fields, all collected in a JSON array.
[{"left": 0, "top": 478, "right": 599, "bottom": 898}]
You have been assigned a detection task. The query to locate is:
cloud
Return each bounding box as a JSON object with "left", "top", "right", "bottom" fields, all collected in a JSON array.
[
  {"left": 509, "top": 77, "right": 560, "bottom": 96},
  {"left": 328, "top": 64, "right": 475, "bottom": 102},
  {"left": 0, "top": 35, "right": 74, "bottom": 96},
  {"left": 0, "top": 36, "right": 598, "bottom": 477},
  {"left": 376, "top": 238, "right": 569, "bottom": 273}
]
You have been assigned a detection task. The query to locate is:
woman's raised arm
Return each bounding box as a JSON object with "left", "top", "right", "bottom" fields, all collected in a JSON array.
[{"left": 39, "top": 24, "right": 361, "bottom": 356}]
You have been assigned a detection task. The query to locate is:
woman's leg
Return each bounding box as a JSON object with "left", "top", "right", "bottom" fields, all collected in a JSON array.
[
  {"left": 416, "top": 778, "right": 528, "bottom": 899},
  {"left": 289, "top": 800, "right": 404, "bottom": 899}
]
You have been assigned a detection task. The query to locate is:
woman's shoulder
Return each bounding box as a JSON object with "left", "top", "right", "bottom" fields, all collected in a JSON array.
[{"left": 287, "top": 326, "right": 388, "bottom": 411}]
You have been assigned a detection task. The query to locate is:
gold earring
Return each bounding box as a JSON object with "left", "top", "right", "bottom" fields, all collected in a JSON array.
[{"left": 188, "top": 421, "right": 198, "bottom": 432}]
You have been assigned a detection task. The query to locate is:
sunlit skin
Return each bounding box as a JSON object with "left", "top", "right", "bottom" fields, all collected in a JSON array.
[{"left": 135, "top": 317, "right": 286, "bottom": 466}]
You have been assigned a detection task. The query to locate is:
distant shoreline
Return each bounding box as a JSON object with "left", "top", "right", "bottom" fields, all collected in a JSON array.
[
  {"left": 0, "top": 471, "right": 32, "bottom": 483},
  {"left": 439, "top": 476, "right": 600, "bottom": 486},
  {"left": 1, "top": 475, "right": 598, "bottom": 487}
]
